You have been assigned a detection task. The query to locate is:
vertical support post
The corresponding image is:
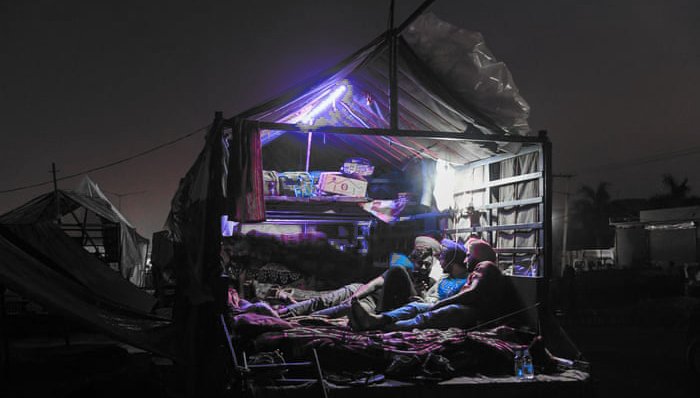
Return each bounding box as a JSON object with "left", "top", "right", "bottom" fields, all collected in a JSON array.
[
  {"left": 52, "top": 162, "right": 61, "bottom": 224},
  {"left": 388, "top": 0, "right": 398, "bottom": 131},
  {"left": 143, "top": 240, "right": 150, "bottom": 288},
  {"left": 305, "top": 132, "right": 313, "bottom": 172},
  {"left": 555, "top": 174, "right": 575, "bottom": 277},
  {"left": 0, "top": 284, "right": 8, "bottom": 379},
  {"left": 540, "top": 130, "right": 553, "bottom": 304},
  {"left": 312, "top": 349, "right": 328, "bottom": 398}
]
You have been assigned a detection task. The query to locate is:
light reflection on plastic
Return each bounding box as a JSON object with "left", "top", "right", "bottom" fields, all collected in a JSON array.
[
  {"left": 262, "top": 84, "right": 348, "bottom": 145},
  {"left": 298, "top": 84, "right": 347, "bottom": 125}
]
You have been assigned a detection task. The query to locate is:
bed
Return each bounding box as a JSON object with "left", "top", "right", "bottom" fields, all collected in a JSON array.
[{"left": 226, "top": 299, "right": 591, "bottom": 398}]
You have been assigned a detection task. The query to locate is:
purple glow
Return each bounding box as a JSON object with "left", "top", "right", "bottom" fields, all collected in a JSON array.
[
  {"left": 298, "top": 84, "right": 347, "bottom": 125},
  {"left": 299, "top": 84, "right": 347, "bottom": 171},
  {"left": 262, "top": 84, "right": 349, "bottom": 146}
]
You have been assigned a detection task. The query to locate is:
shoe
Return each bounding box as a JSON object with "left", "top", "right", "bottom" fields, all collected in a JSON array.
[{"left": 351, "top": 299, "right": 385, "bottom": 331}]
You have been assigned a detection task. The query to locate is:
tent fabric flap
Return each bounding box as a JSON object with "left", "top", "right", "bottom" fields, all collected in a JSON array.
[
  {"left": 166, "top": 119, "right": 227, "bottom": 305},
  {"left": 1, "top": 223, "right": 155, "bottom": 313},
  {"left": 225, "top": 119, "right": 266, "bottom": 222},
  {"left": 0, "top": 231, "right": 175, "bottom": 358}
]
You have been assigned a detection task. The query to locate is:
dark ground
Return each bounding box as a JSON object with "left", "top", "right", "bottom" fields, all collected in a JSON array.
[
  {"left": 2, "top": 276, "right": 700, "bottom": 397},
  {"left": 564, "top": 312, "right": 700, "bottom": 397}
]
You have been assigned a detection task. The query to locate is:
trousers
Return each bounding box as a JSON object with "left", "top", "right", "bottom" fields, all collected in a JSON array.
[
  {"left": 283, "top": 283, "right": 362, "bottom": 317},
  {"left": 384, "top": 302, "right": 479, "bottom": 331}
]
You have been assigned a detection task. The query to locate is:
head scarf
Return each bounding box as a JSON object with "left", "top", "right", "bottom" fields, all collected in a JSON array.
[{"left": 465, "top": 238, "right": 497, "bottom": 271}]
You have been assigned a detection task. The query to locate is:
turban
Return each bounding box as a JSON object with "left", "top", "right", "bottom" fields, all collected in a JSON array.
[
  {"left": 440, "top": 239, "right": 467, "bottom": 266},
  {"left": 414, "top": 236, "right": 442, "bottom": 254}
]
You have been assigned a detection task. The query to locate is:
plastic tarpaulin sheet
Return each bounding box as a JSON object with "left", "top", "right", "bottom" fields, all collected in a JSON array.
[
  {"left": 0, "top": 231, "right": 175, "bottom": 358},
  {"left": 403, "top": 13, "right": 530, "bottom": 137},
  {"left": 1, "top": 223, "right": 155, "bottom": 313},
  {"left": 73, "top": 177, "right": 149, "bottom": 285},
  {"left": 0, "top": 177, "right": 149, "bottom": 287},
  {"left": 246, "top": 13, "right": 531, "bottom": 172}
]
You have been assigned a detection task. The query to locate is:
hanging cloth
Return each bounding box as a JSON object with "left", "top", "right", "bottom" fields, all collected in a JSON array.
[{"left": 226, "top": 119, "right": 266, "bottom": 222}]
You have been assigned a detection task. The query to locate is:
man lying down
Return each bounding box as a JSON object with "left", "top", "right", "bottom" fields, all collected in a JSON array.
[
  {"left": 227, "top": 236, "right": 508, "bottom": 333},
  {"left": 224, "top": 235, "right": 445, "bottom": 322},
  {"left": 276, "top": 235, "right": 445, "bottom": 322}
]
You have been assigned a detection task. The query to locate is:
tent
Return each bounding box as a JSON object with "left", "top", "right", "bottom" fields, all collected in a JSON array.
[
  {"left": 166, "top": 11, "right": 549, "bottom": 304},
  {"left": 164, "top": 6, "right": 572, "bottom": 395},
  {"left": 1, "top": 176, "right": 149, "bottom": 287},
  {"left": 0, "top": 178, "right": 174, "bottom": 358}
]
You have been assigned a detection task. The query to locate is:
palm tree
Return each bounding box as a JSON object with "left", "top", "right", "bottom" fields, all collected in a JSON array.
[
  {"left": 570, "top": 182, "right": 614, "bottom": 248},
  {"left": 650, "top": 174, "right": 694, "bottom": 208}
]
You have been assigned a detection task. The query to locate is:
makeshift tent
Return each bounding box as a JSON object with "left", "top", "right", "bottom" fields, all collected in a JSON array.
[
  {"left": 0, "top": 176, "right": 149, "bottom": 287},
  {"left": 0, "top": 229, "right": 173, "bottom": 358},
  {"left": 0, "top": 179, "right": 173, "bottom": 357},
  {"left": 162, "top": 6, "right": 585, "bottom": 395},
  {"left": 167, "top": 11, "right": 549, "bottom": 304}
]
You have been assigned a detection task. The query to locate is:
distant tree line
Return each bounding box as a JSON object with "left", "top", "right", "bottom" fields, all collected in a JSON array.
[{"left": 567, "top": 174, "right": 700, "bottom": 250}]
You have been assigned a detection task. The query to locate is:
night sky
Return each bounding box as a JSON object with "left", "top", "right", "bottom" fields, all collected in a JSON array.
[{"left": 2, "top": 0, "right": 699, "bottom": 238}]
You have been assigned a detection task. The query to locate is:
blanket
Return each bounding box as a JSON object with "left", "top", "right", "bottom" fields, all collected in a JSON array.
[{"left": 229, "top": 311, "right": 548, "bottom": 381}]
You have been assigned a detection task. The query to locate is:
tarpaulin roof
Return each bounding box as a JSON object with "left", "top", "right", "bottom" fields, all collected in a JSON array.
[
  {"left": 239, "top": 13, "right": 531, "bottom": 171},
  {"left": 0, "top": 176, "right": 149, "bottom": 285}
]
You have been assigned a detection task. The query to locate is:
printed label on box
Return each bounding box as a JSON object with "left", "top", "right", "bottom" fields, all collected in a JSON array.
[{"left": 319, "top": 173, "right": 367, "bottom": 197}]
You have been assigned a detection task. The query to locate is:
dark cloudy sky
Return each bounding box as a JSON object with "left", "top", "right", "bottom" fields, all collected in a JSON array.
[{"left": 2, "top": 0, "right": 699, "bottom": 238}]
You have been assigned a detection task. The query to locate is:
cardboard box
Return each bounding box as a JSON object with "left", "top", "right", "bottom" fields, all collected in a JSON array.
[{"left": 319, "top": 172, "right": 368, "bottom": 197}]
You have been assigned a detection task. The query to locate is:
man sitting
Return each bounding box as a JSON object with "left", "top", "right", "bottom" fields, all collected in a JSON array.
[{"left": 352, "top": 237, "right": 505, "bottom": 331}]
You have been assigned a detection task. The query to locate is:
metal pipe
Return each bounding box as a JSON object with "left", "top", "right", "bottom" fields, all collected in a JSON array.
[
  {"left": 251, "top": 121, "right": 546, "bottom": 144},
  {"left": 541, "top": 130, "right": 553, "bottom": 304}
]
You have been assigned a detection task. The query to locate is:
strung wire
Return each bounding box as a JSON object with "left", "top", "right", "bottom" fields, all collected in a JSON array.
[{"left": 0, "top": 125, "right": 208, "bottom": 194}]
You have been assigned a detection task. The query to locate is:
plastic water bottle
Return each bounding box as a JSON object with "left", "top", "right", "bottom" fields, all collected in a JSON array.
[
  {"left": 513, "top": 349, "right": 524, "bottom": 378},
  {"left": 522, "top": 348, "right": 535, "bottom": 380}
]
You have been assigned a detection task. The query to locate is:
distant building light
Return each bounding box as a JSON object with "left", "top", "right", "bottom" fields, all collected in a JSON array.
[{"left": 644, "top": 221, "right": 695, "bottom": 231}]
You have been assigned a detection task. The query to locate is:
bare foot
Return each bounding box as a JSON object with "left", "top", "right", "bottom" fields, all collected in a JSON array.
[{"left": 351, "top": 299, "right": 385, "bottom": 331}]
